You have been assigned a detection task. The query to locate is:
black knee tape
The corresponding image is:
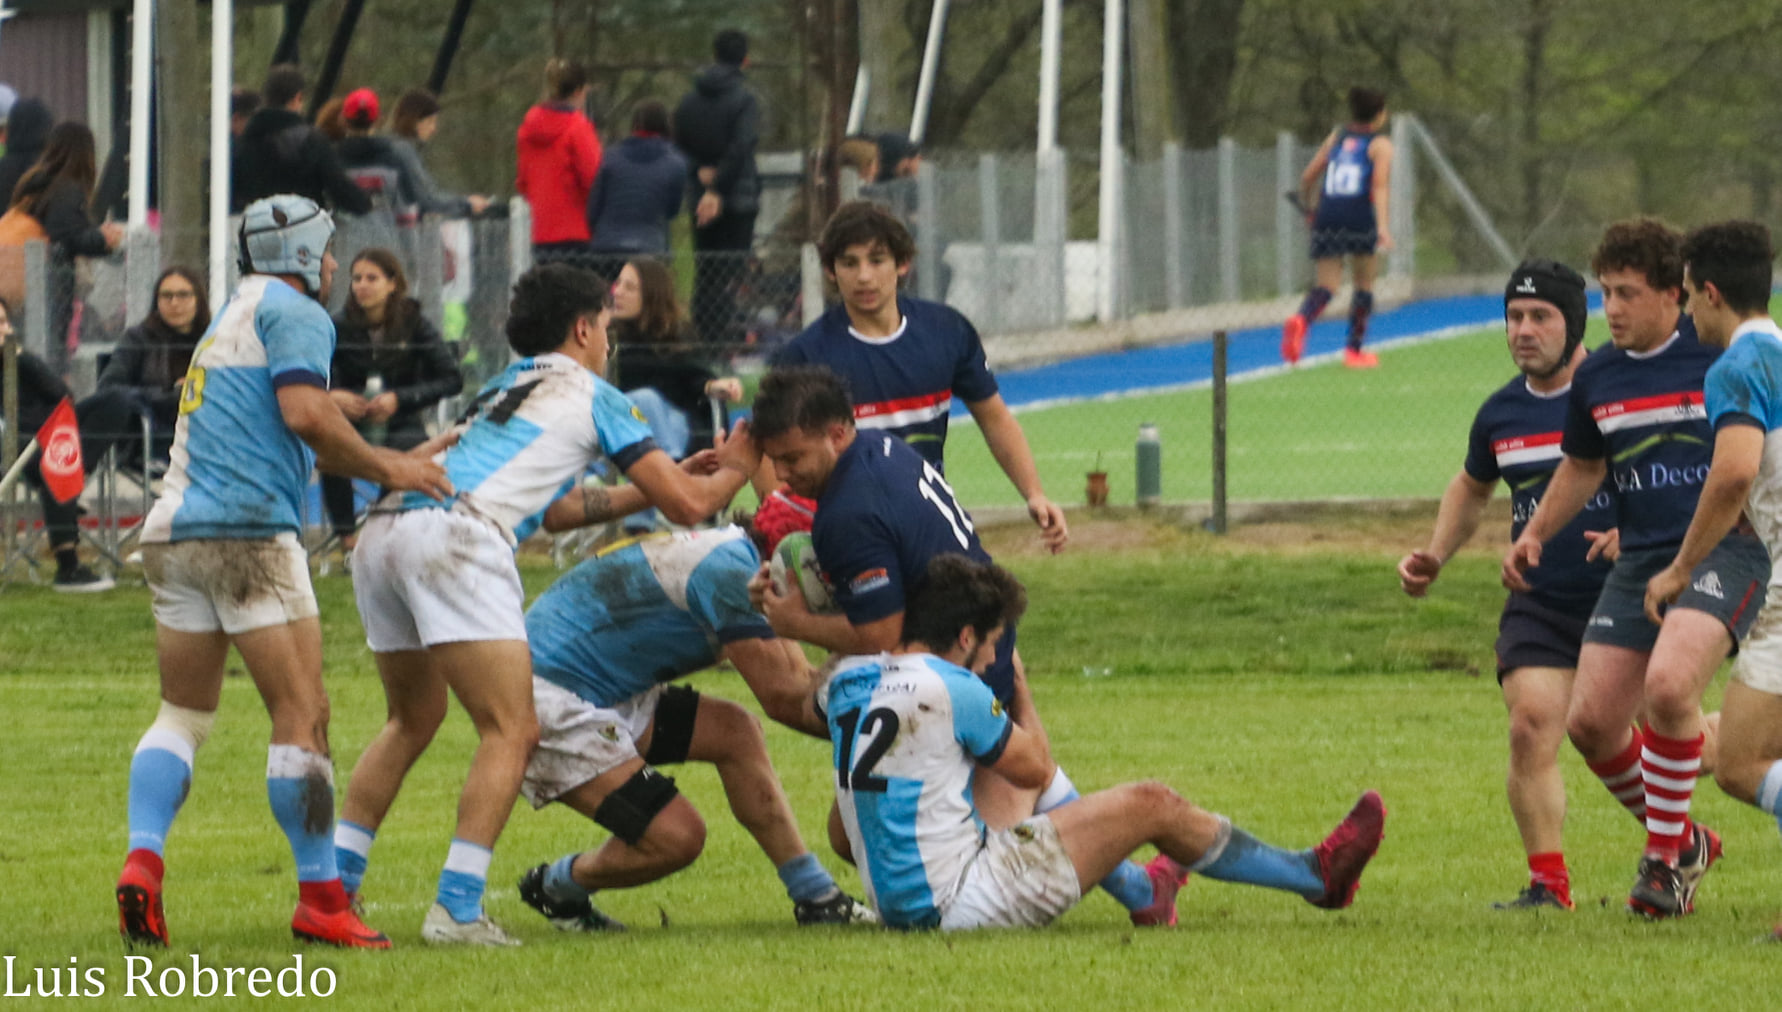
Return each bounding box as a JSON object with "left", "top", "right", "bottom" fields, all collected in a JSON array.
[
  {"left": 593, "top": 767, "right": 680, "bottom": 845},
  {"left": 643, "top": 685, "right": 700, "bottom": 766}
]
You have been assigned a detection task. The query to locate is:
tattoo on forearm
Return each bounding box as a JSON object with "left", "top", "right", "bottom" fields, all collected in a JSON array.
[{"left": 581, "top": 484, "right": 617, "bottom": 525}]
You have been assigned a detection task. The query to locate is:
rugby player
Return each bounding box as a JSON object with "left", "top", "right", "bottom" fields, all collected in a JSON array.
[
  {"left": 1281, "top": 86, "right": 1395, "bottom": 369},
  {"left": 511, "top": 516, "right": 874, "bottom": 930},
  {"left": 333, "top": 263, "right": 760, "bottom": 945},
  {"left": 1643, "top": 221, "right": 1782, "bottom": 936},
  {"left": 747, "top": 365, "right": 1182, "bottom": 927},
  {"left": 768, "top": 201, "right": 1066, "bottom": 553},
  {"left": 1504, "top": 219, "right": 1767, "bottom": 919},
  {"left": 1399, "top": 259, "right": 1613, "bottom": 909},
  {"left": 116, "top": 195, "right": 451, "bottom": 949},
  {"left": 815, "top": 555, "right": 1385, "bottom": 931}
]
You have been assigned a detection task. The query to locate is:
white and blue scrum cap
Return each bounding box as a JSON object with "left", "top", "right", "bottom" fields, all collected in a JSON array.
[{"left": 238, "top": 194, "right": 335, "bottom": 294}]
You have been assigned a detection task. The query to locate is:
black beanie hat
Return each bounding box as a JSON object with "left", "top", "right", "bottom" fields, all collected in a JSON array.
[{"left": 1506, "top": 258, "right": 1588, "bottom": 352}]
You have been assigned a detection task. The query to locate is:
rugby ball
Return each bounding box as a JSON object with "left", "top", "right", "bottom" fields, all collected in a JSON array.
[{"left": 770, "top": 532, "right": 838, "bottom": 614}]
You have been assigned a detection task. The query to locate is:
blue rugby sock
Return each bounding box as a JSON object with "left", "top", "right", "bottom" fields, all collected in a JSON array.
[
  {"left": 1191, "top": 817, "right": 1322, "bottom": 897},
  {"left": 266, "top": 745, "right": 339, "bottom": 883},
  {"left": 437, "top": 839, "right": 493, "bottom": 923},
  {"left": 543, "top": 853, "right": 589, "bottom": 905},
  {"left": 1298, "top": 286, "right": 1333, "bottom": 324},
  {"left": 778, "top": 853, "right": 840, "bottom": 903},
  {"left": 127, "top": 730, "right": 195, "bottom": 856},
  {"left": 334, "top": 821, "right": 375, "bottom": 895},
  {"left": 1347, "top": 290, "right": 1375, "bottom": 350},
  {"left": 1757, "top": 762, "right": 1782, "bottom": 838}
]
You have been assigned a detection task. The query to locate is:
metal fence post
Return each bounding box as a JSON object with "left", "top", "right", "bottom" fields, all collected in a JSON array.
[
  {"left": 414, "top": 216, "right": 446, "bottom": 328},
  {"left": 1276, "top": 130, "right": 1298, "bottom": 297},
  {"left": 917, "top": 160, "right": 940, "bottom": 302},
  {"left": 23, "top": 240, "right": 49, "bottom": 360},
  {"left": 1391, "top": 113, "right": 1416, "bottom": 282},
  {"left": 1034, "top": 147, "right": 1067, "bottom": 327},
  {"left": 1211, "top": 328, "right": 1228, "bottom": 535},
  {"left": 124, "top": 225, "right": 157, "bottom": 326},
  {"left": 1217, "top": 137, "right": 1240, "bottom": 304},
  {"left": 801, "top": 243, "right": 824, "bottom": 328},
  {"left": 1162, "top": 143, "right": 1184, "bottom": 310},
  {"left": 978, "top": 153, "right": 1001, "bottom": 335},
  {"left": 508, "top": 196, "right": 533, "bottom": 282}
]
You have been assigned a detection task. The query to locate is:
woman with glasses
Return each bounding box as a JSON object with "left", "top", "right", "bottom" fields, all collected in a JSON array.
[{"left": 98, "top": 267, "right": 211, "bottom": 465}]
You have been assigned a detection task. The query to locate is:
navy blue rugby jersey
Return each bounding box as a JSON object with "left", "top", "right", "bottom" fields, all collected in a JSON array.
[
  {"left": 811, "top": 431, "right": 993, "bottom": 628},
  {"left": 1465, "top": 375, "right": 1613, "bottom": 615},
  {"left": 1313, "top": 127, "right": 1380, "bottom": 232},
  {"left": 1561, "top": 315, "right": 1718, "bottom": 553},
  {"left": 772, "top": 296, "right": 999, "bottom": 471}
]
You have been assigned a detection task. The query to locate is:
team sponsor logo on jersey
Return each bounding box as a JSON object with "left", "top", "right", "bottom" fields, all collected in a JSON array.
[
  {"left": 1592, "top": 391, "right": 1706, "bottom": 434},
  {"left": 849, "top": 568, "right": 891, "bottom": 595},
  {"left": 1692, "top": 571, "right": 1725, "bottom": 600},
  {"left": 990, "top": 699, "right": 1004, "bottom": 717},
  {"left": 1493, "top": 431, "right": 1564, "bottom": 468},
  {"left": 630, "top": 404, "right": 647, "bottom": 423}
]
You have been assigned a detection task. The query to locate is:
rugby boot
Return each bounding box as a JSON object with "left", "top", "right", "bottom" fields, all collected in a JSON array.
[
  {"left": 1492, "top": 882, "right": 1573, "bottom": 911},
  {"left": 292, "top": 902, "right": 391, "bottom": 949},
  {"left": 1627, "top": 856, "right": 1684, "bottom": 919},
  {"left": 1343, "top": 347, "right": 1380, "bottom": 369},
  {"left": 1676, "top": 821, "right": 1723, "bottom": 914},
  {"left": 517, "top": 863, "right": 625, "bottom": 932},
  {"left": 1281, "top": 315, "right": 1308, "bottom": 364},
  {"left": 793, "top": 890, "right": 880, "bottom": 926},
  {"left": 1129, "top": 853, "right": 1191, "bottom": 927},
  {"left": 421, "top": 903, "right": 522, "bottom": 946},
  {"left": 116, "top": 858, "right": 168, "bottom": 947},
  {"left": 1308, "top": 790, "right": 1386, "bottom": 910}
]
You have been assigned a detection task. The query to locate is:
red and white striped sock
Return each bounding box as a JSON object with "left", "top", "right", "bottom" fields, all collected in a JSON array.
[
  {"left": 1586, "top": 726, "right": 1647, "bottom": 824},
  {"left": 1528, "top": 851, "right": 1571, "bottom": 907},
  {"left": 1641, "top": 724, "right": 1703, "bottom": 863}
]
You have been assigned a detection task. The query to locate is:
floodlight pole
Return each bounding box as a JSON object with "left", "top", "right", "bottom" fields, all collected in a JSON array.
[
  {"left": 209, "top": 0, "right": 232, "bottom": 312},
  {"left": 1096, "top": 0, "right": 1124, "bottom": 322},
  {"left": 908, "top": 0, "right": 950, "bottom": 145},
  {"left": 127, "top": 0, "right": 152, "bottom": 227},
  {"left": 845, "top": 66, "right": 868, "bottom": 136},
  {"left": 1037, "top": 0, "right": 1061, "bottom": 153}
]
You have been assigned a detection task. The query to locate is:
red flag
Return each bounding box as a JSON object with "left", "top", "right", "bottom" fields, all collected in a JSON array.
[{"left": 35, "top": 397, "right": 84, "bottom": 504}]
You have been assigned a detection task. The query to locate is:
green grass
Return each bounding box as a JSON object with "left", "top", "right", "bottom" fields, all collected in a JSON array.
[
  {"left": 1, "top": 529, "right": 1776, "bottom": 1009},
  {"left": 943, "top": 320, "right": 1615, "bottom": 511}
]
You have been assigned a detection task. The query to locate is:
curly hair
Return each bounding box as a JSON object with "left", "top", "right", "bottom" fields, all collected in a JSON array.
[
  {"left": 505, "top": 263, "right": 610, "bottom": 357},
  {"left": 817, "top": 201, "right": 917, "bottom": 272},
  {"left": 1591, "top": 218, "right": 1685, "bottom": 294},
  {"left": 749, "top": 366, "right": 855, "bottom": 442},
  {"left": 1681, "top": 220, "right": 1775, "bottom": 316},
  {"left": 902, "top": 556, "right": 1029, "bottom": 657}
]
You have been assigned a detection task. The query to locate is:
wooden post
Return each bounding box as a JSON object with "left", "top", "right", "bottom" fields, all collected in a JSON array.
[{"left": 1211, "top": 329, "right": 1228, "bottom": 535}]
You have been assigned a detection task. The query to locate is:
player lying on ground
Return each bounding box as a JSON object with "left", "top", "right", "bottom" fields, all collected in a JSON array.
[
  {"left": 747, "top": 364, "right": 1178, "bottom": 925},
  {"left": 810, "top": 555, "right": 1386, "bottom": 931},
  {"left": 508, "top": 502, "right": 873, "bottom": 929}
]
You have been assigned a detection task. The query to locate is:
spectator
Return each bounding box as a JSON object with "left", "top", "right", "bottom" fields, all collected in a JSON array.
[
  {"left": 229, "top": 88, "right": 261, "bottom": 138},
  {"left": 231, "top": 63, "right": 370, "bottom": 214},
  {"left": 0, "top": 84, "right": 16, "bottom": 150},
  {"left": 674, "top": 28, "right": 761, "bottom": 346},
  {"left": 314, "top": 96, "right": 349, "bottom": 144},
  {"left": 516, "top": 58, "right": 601, "bottom": 263},
  {"left": 97, "top": 266, "right": 210, "bottom": 465},
  {"left": 388, "top": 88, "right": 488, "bottom": 218},
  {"left": 333, "top": 89, "right": 415, "bottom": 306},
  {"left": 585, "top": 99, "right": 686, "bottom": 278},
  {"left": 610, "top": 257, "right": 742, "bottom": 462},
  {"left": 0, "top": 295, "right": 133, "bottom": 590},
  {"left": 0, "top": 97, "right": 51, "bottom": 207},
  {"left": 873, "top": 131, "right": 921, "bottom": 183},
  {"left": 323, "top": 247, "right": 462, "bottom": 550},
  {"left": 8, "top": 121, "right": 124, "bottom": 371}
]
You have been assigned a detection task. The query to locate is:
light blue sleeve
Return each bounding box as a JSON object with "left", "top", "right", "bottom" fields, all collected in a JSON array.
[
  {"left": 1705, "top": 345, "right": 1778, "bottom": 430},
  {"left": 941, "top": 662, "right": 1012, "bottom": 763},
  {"left": 257, "top": 285, "right": 335, "bottom": 388},
  {"left": 591, "top": 378, "right": 660, "bottom": 468},
  {"left": 686, "top": 540, "right": 775, "bottom": 643}
]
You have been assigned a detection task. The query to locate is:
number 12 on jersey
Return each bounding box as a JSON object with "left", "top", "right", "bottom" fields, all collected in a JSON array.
[{"left": 835, "top": 707, "right": 899, "bottom": 793}]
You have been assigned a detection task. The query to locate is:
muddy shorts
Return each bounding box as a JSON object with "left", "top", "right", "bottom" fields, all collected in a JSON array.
[
  {"left": 143, "top": 532, "right": 317, "bottom": 635},
  {"left": 352, "top": 508, "right": 525, "bottom": 652},
  {"left": 938, "top": 815, "right": 1082, "bottom": 931}
]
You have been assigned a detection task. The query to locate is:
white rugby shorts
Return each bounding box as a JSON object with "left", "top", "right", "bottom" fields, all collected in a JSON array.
[
  {"left": 352, "top": 509, "right": 525, "bottom": 652},
  {"left": 1733, "top": 594, "right": 1782, "bottom": 696},
  {"left": 521, "top": 677, "right": 663, "bottom": 807},
  {"left": 143, "top": 532, "right": 317, "bottom": 635},
  {"left": 938, "top": 815, "right": 1082, "bottom": 930}
]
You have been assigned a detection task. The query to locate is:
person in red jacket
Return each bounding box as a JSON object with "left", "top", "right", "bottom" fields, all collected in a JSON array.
[{"left": 516, "top": 59, "right": 602, "bottom": 263}]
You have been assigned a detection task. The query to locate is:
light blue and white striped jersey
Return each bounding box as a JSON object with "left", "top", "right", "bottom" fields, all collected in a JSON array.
[
  {"left": 1704, "top": 318, "right": 1782, "bottom": 559},
  {"left": 818, "top": 652, "right": 1013, "bottom": 929},
  {"left": 527, "top": 526, "right": 774, "bottom": 706},
  {"left": 388, "top": 352, "right": 656, "bottom": 544},
  {"left": 142, "top": 276, "right": 333, "bottom": 543}
]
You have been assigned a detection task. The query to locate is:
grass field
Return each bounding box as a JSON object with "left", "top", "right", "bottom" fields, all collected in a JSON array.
[
  {"left": 2, "top": 512, "right": 1779, "bottom": 1009},
  {"left": 943, "top": 319, "right": 1618, "bottom": 511}
]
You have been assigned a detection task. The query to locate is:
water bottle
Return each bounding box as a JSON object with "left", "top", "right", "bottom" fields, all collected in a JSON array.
[
  {"left": 1136, "top": 422, "right": 1161, "bottom": 508},
  {"left": 361, "top": 371, "right": 388, "bottom": 446}
]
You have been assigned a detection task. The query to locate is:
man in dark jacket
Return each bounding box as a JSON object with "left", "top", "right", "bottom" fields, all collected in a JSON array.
[
  {"left": 587, "top": 100, "right": 687, "bottom": 275},
  {"left": 231, "top": 65, "right": 371, "bottom": 215},
  {"left": 673, "top": 29, "right": 760, "bottom": 347},
  {"left": 0, "top": 97, "right": 52, "bottom": 208}
]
